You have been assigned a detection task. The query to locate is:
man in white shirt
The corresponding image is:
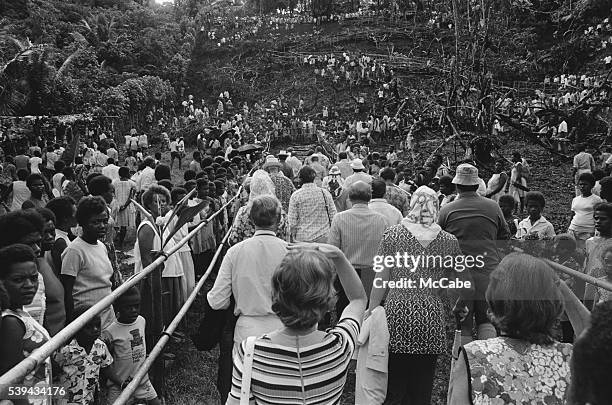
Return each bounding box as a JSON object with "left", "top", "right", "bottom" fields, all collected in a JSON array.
[
  {"left": 102, "top": 158, "right": 121, "bottom": 182},
  {"left": 369, "top": 179, "right": 403, "bottom": 226},
  {"left": 106, "top": 143, "right": 118, "bottom": 162},
  {"left": 207, "top": 195, "right": 287, "bottom": 402},
  {"left": 558, "top": 120, "right": 568, "bottom": 137},
  {"left": 136, "top": 157, "right": 156, "bottom": 192}
]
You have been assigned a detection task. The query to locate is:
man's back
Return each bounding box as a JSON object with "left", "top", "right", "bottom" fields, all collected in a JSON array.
[
  {"left": 328, "top": 204, "right": 388, "bottom": 267},
  {"left": 438, "top": 192, "right": 509, "bottom": 271},
  {"left": 210, "top": 231, "right": 287, "bottom": 316}
]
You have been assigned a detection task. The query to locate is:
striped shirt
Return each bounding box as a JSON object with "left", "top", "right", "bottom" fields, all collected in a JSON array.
[
  {"left": 228, "top": 317, "right": 359, "bottom": 404},
  {"left": 328, "top": 204, "right": 389, "bottom": 268}
]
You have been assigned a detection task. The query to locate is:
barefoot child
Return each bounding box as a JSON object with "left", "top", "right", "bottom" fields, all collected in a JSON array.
[{"left": 102, "top": 287, "right": 161, "bottom": 405}]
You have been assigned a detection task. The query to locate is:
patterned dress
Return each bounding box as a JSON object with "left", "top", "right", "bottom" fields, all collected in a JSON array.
[
  {"left": 1, "top": 309, "right": 52, "bottom": 405},
  {"left": 377, "top": 225, "right": 463, "bottom": 354},
  {"left": 228, "top": 205, "right": 288, "bottom": 246},
  {"left": 462, "top": 337, "right": 572, "bottom": 404}
]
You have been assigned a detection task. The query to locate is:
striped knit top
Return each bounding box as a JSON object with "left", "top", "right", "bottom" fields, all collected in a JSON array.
[{"left": 228, "top": 317, "right": 360, "bottom": 404}]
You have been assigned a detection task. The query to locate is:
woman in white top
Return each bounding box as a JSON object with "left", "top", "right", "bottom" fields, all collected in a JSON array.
[
  {"left": 29, "top": 151, "right": 43, "bottom": 174},
  {"left": 486, "top": 160, "right": 509, "bottom": 202}
]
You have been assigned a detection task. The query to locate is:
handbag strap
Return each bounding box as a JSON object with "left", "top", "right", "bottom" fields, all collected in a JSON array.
[
  {"left": 240, "top": 336, "right": 257, "bottom": 405},
  {"left": 321, "top": 189, "right": 331, "bottom": 226}
]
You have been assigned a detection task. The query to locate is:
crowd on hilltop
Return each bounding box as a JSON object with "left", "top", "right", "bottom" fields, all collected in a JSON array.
[{"left": 0, "top": 115, "right": 612, "bottom": 405}]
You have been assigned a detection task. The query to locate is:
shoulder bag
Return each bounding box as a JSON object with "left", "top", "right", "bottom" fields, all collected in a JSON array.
[
  {"left": 240, "top": 336, "right": 257, "bottom": 404},
  {"left": 321, "top": 189, "right": 331, "bottom": 226}
]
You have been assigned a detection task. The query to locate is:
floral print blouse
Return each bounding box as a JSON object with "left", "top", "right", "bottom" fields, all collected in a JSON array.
[
  {"left": 1, "top": 309, "right": 52, "bottom": 405},
  {"left": 228, "top": 205, "right": 288, "bottom": 246},
  {"left": 463, "top": 337, "right": 572, "bottom": 404},
  {"left": 54, "top": 338, "right": 113, "bottom": 405}
]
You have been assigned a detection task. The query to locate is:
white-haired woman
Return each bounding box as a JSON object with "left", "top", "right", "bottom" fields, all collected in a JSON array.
[
  {"left": 228, "top": 169, "right": 288, "bottom": 246},
  {"left": 226, "top": 243, "right": 366, "bottom": 404}
]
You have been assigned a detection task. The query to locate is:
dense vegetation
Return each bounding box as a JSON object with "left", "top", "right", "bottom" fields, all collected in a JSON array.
[{"left": 1, "top": 0, "right": 611, "bottom": 133}]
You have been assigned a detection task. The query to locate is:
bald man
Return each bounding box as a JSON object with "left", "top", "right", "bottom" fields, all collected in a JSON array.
[{"left": 328, "top": 181, "right": 389, "bottom": 314}]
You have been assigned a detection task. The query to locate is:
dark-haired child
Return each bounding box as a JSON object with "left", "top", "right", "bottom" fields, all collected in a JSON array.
[
  {"left": 499, "top": 194, "right": 518, "bottom": 237},
  {"left": 584, "top": 202, "right": 612, "bottom": 301},
  {"left": 54, "top": 309, "right": 113, "bottom": 405},
  {"left": 516, "top": 191, "right": 555, "bottom": 240},
  {"left": 102, "top": 288, "right": 161, "bottom": 405}
]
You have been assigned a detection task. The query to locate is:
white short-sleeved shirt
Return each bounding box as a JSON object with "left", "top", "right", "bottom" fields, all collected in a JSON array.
[
  {"left": 569, "top": 194, "right": 603, "bottom": 234},
  {"left": 61, "top": 237, "right": 116, "bottom": 329},
  {"left": 29, "top": 156, "right": 42, "bottom": 173}
]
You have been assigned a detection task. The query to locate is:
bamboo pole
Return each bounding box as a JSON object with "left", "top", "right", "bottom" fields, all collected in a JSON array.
[{"left": 544, "top": 259, "right": 612, "bottom": 292}]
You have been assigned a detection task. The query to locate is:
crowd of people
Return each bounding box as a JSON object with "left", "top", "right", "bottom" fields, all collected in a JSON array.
[{"left": 0, "top": 120, "right": 611, "bottom": 405}]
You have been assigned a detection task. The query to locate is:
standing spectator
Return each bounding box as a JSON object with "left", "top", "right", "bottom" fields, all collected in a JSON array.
[
  {"left": 506, "top": 153, "right": 530, "bottom": 213},
  {"left": 102, "top": 158, "right": 120, "bottom": 182},
  {"left": 138, "top": 132, "right": 149, "bottom": 153},
  {"left": 51, "top": 160, "right": 66, "bottom": 197},
  {"left": 14, "top": 151, "right": 29, "bottom": 172},
  {"left": 0, "top": 245, "right": 52, "bottom": 393},
  {"left": 344, "top": 159, "right": 372, "bottom": 189},
  {"left": 288, "top": 166, "right": 336, "bottom": 243},
  {"left": 573, "top": 143, "right": 596, "bottom": 196},
  {"left": 133, "top": 185, "right": 183, "bottom": 329},
  {"left": 189, "top": 151, "right": 202, "bottom": 173},
  {"left": 277, "top": 150, "right": 294, "bottom": 179},
  {"left": 102, "top": 287, "right": 161, "bottom": 405},
  {"left": 263, "top": 156, "right": 295, "bottom": 213},
  {"left": 46, "top": 196, "right": 77, "bottom": 273},
  {"left": 29, "top": 150, "right": 43, "bottom": 174},
  {"left": 369, "top": 179, "right": 403, "bottom": 225},
  {"left": 107, "top": 142, "right": 119, "bottom": 162},
  {"left": 54, "top": 308, "right": 113, "bottom": 405},
  {"left": 438, "top": 163, "right": 510, "bottom": 343},
  {"left": 369, "top": 185, "right": 469, "bottom": 405},
  {"left": 381, "top": 167, "right": 410, "bottom": 215},
  {"left": 328, "top": 181, "right": 388, "bottom": 310},
  {"left": 485, "top": 160, "right": 509, "bottom": 202},
  {"left": 335, "top": 151, "right": 353, "bottom": 179},
  {"left": 285, "top": 147, "right": 303, "bottom": 178},
  {"left": 569, "top": 172, "right": 602, "bottom": 251},
  {"left": 22, "top": 173, "right": 49, "bottom": 209},
  {"left": 112, "top": 167, "right": 136, "bottom": 249},
  {"left": 62, "top": 167, "right": 84, "bottom": 203},
  {"left": 515, "top": 191, "right": 556, "bottom": 240},
  {"left": 136, "top": 157, "right": 157, "bottom": 193},
  {"left": 45, "top": 145, "right": 59, "bottom": 177},
  {"left": 61, "top": 196, "right": 117, "bottom": 330},
  {"left": 9, "top": 169, "right": 30, "bottom": 211}
]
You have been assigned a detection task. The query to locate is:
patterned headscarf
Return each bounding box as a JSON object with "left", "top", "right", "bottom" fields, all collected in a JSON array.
[
  {"left": 248, "top": 169, "right": 276, "bottom": 202},
  {"left": 401, "top": 185, "right": 442, "bottom": 248}
]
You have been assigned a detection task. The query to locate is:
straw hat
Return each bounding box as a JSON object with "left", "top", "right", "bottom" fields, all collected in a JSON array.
[
  {"left": 329, "top": 166, "right": 341, "bottom": 175},
  {"left": 350, "top": 159, "right": 365, "bottom": 170}
]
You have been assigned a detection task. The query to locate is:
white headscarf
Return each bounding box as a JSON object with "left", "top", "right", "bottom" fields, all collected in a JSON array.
[
  {"left": 248, "top": 169, "right": 275, "bottom": 202},
  {"left": 401, "top": 186, "right": 442, "bottom": 248}
]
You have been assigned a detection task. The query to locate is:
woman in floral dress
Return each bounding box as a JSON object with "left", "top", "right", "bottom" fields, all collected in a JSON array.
[
  {"left": 448, "top": 253, "right": 591, "bottom": 404},
  {"left": 367, "top": 186, "right": 470, "bottom": 404}
]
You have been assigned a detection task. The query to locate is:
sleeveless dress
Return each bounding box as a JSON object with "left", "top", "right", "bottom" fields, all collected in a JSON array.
[
  {"left": 486, "top": 172, "right": 507, "bottom": 202},
  {"left": 462, "top": 337, "right": 572, "bottom": 404},
  {"left": 1, "top": 309, "right": 52, "bottom": 405}
]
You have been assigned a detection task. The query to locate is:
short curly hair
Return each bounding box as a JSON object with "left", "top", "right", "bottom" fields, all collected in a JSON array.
[
  {"left": 298, "top": 166, "right": 316, "bottom": 184},
  {"left": 524, "top": 191, "right": 546, "bottom": 208},
  {"left": 486, "top": 253, "right": 563, "bottom": 345},
  {"left": 141, "top": 185, "right": 171, "bottom": 208},
  {"left": 0, "top": 210, "right": 45, "bottom": 249},
  {"left": 569, "top": 301, "right": 612, "bottom": 405},
  {"left": 76, "top": 196, "right": 107, "bottom": 226},
  {"left": 0, "top": 244, "right": 38, "bottom": 279},
  {"left": 271, "top": 250, "right": 337, "bottom": 330}
]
